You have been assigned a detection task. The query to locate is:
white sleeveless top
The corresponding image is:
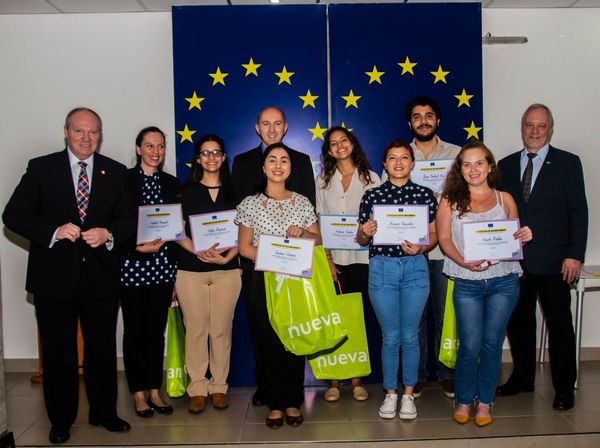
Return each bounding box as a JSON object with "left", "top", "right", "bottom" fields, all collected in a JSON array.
[{"left": 443, "top": 191, "right": 523, "bottom": 280}]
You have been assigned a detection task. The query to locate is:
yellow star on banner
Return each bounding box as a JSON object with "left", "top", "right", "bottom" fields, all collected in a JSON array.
[
  {"left": 341, "top": 122, "right": 353, "bottom": 132},
  {"left": 299, "top": 89, "right": 319, "bottom": 108},
  {"left": 342, "top": 89, "right": 361, "bottom": 109},
  {"left": 185, "top": 91, "right": 205, "bottom": 110},
  {"left": 177, "top": 124, "right": 196, "bottom": 143},
  {"left": 309, "top": 122, "right": 327, "bottom": 141},
  {"left": 463, "top": 121, "right": 482, "bottom": 140},
  {"left": 398, "top": 56, "right": 417, "bottom": 75},
  {"left": 242, "top": 57, "right": 261, "bottom": 77},
  {"left": 209, "top": 67, "right": 229, "bottom": 86},
  {"left": 365, "top": 65, "right": 385, "bottom": 84},
  {"left": 454, "top": 88, "right": 474, "bottom": 107},
  {"left": 275, "top": 66, "right": 295, "bottom": 85},
  {"left": 430, "top": 65, "right": 450, "bottom": 84}
]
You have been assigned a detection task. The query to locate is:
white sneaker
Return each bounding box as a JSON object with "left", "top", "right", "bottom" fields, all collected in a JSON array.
[
  {"left": 378, "top": 394, "right": 398, "bottom": 419},
  {"left": 399, "top": 394, "right": 417, "bottom": 420}
]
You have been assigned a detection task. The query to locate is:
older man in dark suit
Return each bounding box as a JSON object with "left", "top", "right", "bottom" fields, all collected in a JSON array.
[
  {"left": 497, "top": 103, "right": 588, "bottom": 410},
  {"left": 3, "top": 107, "right": 135, "bottom": 443}
]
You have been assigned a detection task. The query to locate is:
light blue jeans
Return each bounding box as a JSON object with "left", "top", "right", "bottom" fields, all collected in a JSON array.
[
  {"left": 368, "top": 254, "right": 429, "bottom": 391},
  {"left": 453, "top": 273, "right": 520, "bottom": 405}
]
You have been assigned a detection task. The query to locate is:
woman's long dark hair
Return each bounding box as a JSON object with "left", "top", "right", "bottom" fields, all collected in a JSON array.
[
  {"left": 184, "top": 134, "right": 235, "bottom": 200},
  {"left": 442, "top": 140, "right": 500, "bottom": 217},
  {"left": 259, "top": 142, "right": 293, "bottom": 198},
  {"left": 320, "top": 126, "right": 373, "bottom": 188},
  {"left": 135, "top": 126, "right": 166, "bottom": 169}
]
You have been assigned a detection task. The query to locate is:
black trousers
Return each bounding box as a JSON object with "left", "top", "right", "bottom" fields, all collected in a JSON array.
[
  {"left": 248, "top": 270, "right": 305, "bottom": 410},
  {"left": 505, "top": 269, "right": 577, "bottom": 393},
  {"left": 34, "top": 269, "right": 119, "bottom": 428},
  {"left": 120, "top": 282, "right": 173, "bottom": 393}
]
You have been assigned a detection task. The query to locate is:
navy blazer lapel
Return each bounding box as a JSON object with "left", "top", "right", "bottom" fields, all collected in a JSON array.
[
  {"left": 84, "top": 154, "right": 110, "bottom": 222},
  {"left": 58, "top": 149, "right": 82, "bottom": 224}
]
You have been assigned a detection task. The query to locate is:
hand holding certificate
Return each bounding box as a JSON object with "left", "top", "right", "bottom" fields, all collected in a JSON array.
[
  {"left": 255, "top": 234, "right": 315, "bottom": 278},
  {"left": 137, "top": 204, "right": 184, "bottom": 244},
  {"left": 462, "top": 219, "right": 523, "bottom": 263},
  {"left": 372, "top": 204, "right": 430, "bottom": 246},
  {"left": 189, "top": 209, "right": 238, "bottom": 252}
]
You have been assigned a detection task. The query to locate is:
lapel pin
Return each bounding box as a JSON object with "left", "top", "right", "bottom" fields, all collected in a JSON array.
[{"left": 101, "top": 170, "right": 106, "bottom": 175}]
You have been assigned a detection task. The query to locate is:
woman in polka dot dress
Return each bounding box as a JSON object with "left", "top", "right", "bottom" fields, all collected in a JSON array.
[
  {"left": 236, "top": 143, "right": 321, "bottom": 429},
  {"left": 120, "top": 126, "right": 180, "bottom": 418},
  {"left": 175, "top": 134, "right": 241, "bottom": 414}
]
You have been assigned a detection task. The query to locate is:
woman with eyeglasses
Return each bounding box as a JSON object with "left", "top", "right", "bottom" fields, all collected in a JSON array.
[
  {"left": 316, "top": 126, "right": 381, "bottom": 402},
  {"left": 175, "top": 134, "right": 241, "bottom": 414},
  {"left": 120, "top": 126, "right": 179, "bottom": 418}
]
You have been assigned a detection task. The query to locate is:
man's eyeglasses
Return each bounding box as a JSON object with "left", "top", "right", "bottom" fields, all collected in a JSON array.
[{"left": 199, "top": 150, "right": 224, "bottom": 158}]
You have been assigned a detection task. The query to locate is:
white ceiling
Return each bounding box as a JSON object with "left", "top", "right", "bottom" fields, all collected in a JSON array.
[{"left": 1, "top": 0, "right": 600, "bottom": 14}]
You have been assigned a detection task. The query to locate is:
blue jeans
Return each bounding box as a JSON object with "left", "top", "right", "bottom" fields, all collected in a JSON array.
[
  {"left": 453, "top": 274, "right": 520, "bottom": 405},
  {"left": 418, "top": 259, "right": 455, "bottom": 382},
  {"left": 368, "top": 255, "right": 429, "bottom": 391}
]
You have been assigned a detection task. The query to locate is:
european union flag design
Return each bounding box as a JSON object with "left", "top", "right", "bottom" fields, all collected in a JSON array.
[
  {"left": 172, "top": 5, "right": 327, "bottom": 183},
  {"left": 329, "top": 3, "right": 482, "bottom": 167},
  {"left": 488, "top": 223, "right": 494, "bottom": 228}
]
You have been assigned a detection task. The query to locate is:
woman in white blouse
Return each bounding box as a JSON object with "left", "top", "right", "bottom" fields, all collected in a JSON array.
[
  {"left": 236, "top": 143, "right": 321, "bottom": 429},
  {"left": 316, "top": 126, "right": 381, "bottom": 402}
]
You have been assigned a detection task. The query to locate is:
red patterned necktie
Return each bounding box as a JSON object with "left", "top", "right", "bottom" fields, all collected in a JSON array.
[{"left": 76, "top": 161, "right": 90, "bottom": 222}]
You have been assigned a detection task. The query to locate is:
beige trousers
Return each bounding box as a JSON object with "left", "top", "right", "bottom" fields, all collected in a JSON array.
[{"left": 175, "top": 269, "right": 241, "bottom": 397}]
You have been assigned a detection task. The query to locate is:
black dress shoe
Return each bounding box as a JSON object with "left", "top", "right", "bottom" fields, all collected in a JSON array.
[
  {"left": 147, "top": 398, "right": 173, "bottom": 415},
  {"left": 135, "top": 405, "right": 154, "bottom": 418},
  {"left": 89, "top": 416, "right": 131, "bottom": 432},
  {"left": 252, "top": 391, "right": 265, "bottom": 407},
  {"left": 265, "top": 415, "right": 284, "bottom": 429},
  {"left": 496, "top": 382, "right": 534, "bottom": 396},
  {"left": 49, "top": 426, "right": 70, "bottom": 444},
  {"left": 553, "top": 391, "right": 575, "bottom": 410},
  {"left": 285, "top": 412, "right": 304, "bottom": 427}
]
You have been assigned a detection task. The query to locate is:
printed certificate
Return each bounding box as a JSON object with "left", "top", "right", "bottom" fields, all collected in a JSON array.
[
  {"left": 319, "top": 214, "right": 365, "bottom": 251},
  {"left": 462, "top": 219, "right": 523, "bottom": 262},
  {"left": 189, "top": 209, "right": 238, "bottom": 252},
  {"left": 255, "top": 235, "right": 315, "bottom": 278},
  {"left": 136, "top": 204, "right": 184, "bottom": 244},
  {"left": 411, "top": 159, "right": 454, "bottom": 195},
  {"left": 372, "top": 204, "right": 430, "bottom": 246}
]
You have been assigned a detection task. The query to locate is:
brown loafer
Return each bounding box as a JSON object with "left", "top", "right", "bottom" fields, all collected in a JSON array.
[
  {"left": 188, "top": 395, "right": 207, "bottom": 414},
  {"left": 211, "top": 393, "right": 229, "bottom": 409}
]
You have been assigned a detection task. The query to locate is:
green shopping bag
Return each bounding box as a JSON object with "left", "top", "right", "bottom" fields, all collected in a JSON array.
[
  {"left": 264, "top": 245, "right": 348, "bottom": 355},
  {"left": 439, "top": 279, "right": 458, "bottom": 369},
  {"left": 166, "top": 301, "right": 189, "bottom": 398},
  {"left": 308, "top": 292, "right": 371, "bottom": 380}
]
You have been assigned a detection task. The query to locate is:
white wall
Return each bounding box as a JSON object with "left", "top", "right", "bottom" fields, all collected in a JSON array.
[{"left": 0, "top": 8, "right": 598, "bottom": 361}]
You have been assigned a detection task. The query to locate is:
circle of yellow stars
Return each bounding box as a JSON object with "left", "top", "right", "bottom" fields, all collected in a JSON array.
[{"left": 178, "top": 55, "right": 481, "bottom": 143}]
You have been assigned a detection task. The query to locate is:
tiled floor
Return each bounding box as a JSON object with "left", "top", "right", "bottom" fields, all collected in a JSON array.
[{"left": 6, "top": 362, "right": 600, "bottom": 447}]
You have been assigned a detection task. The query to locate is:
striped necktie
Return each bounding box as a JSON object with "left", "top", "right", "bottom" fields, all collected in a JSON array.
[{"left": 76, "top": 161, "right": 90, "bottom": 222}]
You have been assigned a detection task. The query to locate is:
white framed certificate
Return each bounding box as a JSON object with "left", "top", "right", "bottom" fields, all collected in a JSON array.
[
  {"left": 319, "top": 214, "right": 365, "bottom": 251},
  {"left": 462, "top": 219, "right": 523, "bottom": 262},
  {"left": 411, "top": 159, "right": 454, "bottom": 195},
  {"left": 372, "top": 204, "right": 430, "bottom": 246},
  {"left": 255, "top": 235, "right": 315, "bottom": 278},
  {"left": 137, "top": 204, "right": 184, "bottom": 244},
  {"left": 189, "top": 209, "right": 238, "bottom": 252}
]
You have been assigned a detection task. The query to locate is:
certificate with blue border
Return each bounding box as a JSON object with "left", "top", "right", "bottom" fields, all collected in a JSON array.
[
  {"left": 372, "top": 204, "right": 430, "bottom": 246},
  {"left": 189, "top": 209, "right": 238, "bottom": 252},
  {"left": 255, "top": 235, "right": 315, "bottom": 278},
  {"left": 137, "top": 204, "right": 184, "bottom": 244},
  {"left": 319, "top": 214, "right": 365, "bottom": 251},
  {"left": 462, "top": 219, "right": 523, "bottom": 262}
]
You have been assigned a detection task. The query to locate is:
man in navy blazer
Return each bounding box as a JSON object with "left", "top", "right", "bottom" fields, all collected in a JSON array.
[
  {"left": 3, "top": 108, "right": 135, "bottom": 443},
  {"left": 497, "top": 104, "right": 588, "bottom": 410}
]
